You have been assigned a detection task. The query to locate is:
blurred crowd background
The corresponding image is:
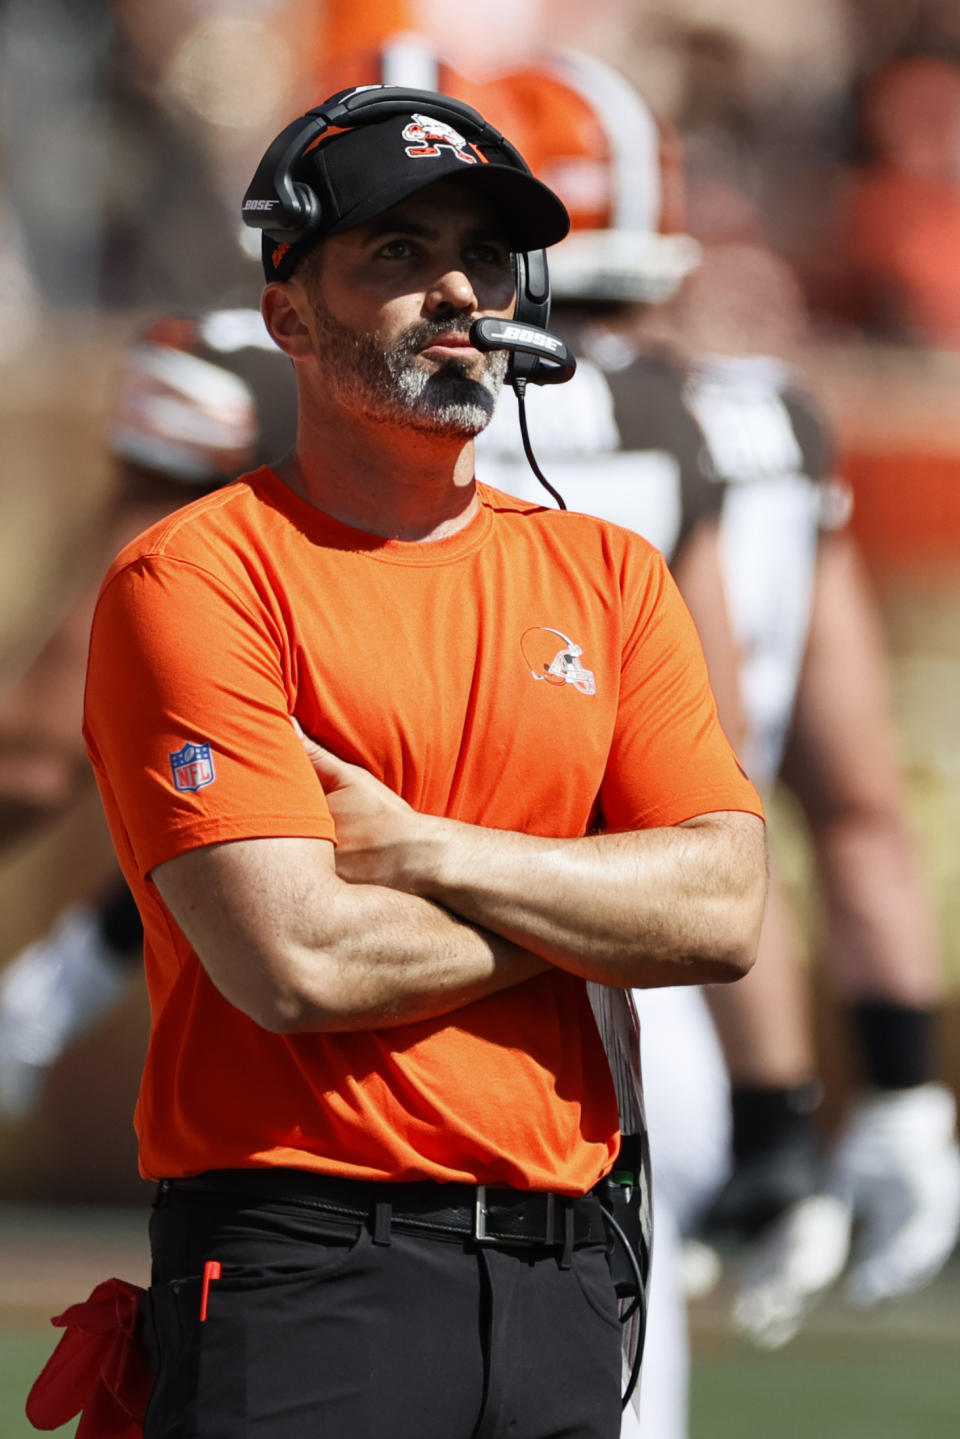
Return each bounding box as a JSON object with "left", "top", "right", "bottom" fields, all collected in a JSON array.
[{"left": 1, "top": 0, "right": 959, "bottom": 1204}]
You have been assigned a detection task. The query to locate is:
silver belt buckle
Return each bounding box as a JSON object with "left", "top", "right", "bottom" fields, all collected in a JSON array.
[
  {"left": 473, "top": 1185, "right": 489, "bottom": 1243},
  {"left": 473, "top": 1186, "right": 558, "bottom": 1246}
]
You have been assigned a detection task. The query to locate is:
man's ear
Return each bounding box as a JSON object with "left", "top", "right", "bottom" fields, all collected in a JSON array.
[{"left": 262, "top": 282, "right": 314, "bottom": 360}]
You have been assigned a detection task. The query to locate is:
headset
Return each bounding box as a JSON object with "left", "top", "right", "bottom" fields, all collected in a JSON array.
[{"left": 242, "top": 86, "right": 575, "bottom": 504}]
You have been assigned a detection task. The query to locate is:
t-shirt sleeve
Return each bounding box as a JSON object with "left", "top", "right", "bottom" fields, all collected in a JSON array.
[
  {"left": 83, "top": 554, "right": 336, "bottom": 877},
  {"left": 600, "top": 544, "right": 763, "bottom": 830}
]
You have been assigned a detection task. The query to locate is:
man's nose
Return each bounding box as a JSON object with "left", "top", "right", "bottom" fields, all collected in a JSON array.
[{"left": 424, "top": 267, "right": 478, "bottom": 317}]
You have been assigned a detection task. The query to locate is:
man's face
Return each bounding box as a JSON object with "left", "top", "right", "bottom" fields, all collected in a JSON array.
[{"left": 298, "top": 178, "right": 515, "bottom": 437}]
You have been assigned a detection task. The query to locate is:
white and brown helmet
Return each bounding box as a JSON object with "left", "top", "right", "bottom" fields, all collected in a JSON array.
[
  {"left": 501, "top": 50, "right": 702, "bottom": 304},
  {"left": 107, "top": 309, "right": 296, "bottom": 488}
]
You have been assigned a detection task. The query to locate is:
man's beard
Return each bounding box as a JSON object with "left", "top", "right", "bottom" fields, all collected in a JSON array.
[{"left": 311, "top": 296, "right": 509, "bottom": 437}]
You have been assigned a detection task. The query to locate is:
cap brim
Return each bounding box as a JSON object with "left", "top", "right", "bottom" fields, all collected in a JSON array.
[{"left": 327, "top": 165, "right": 570, "bottom": 252}]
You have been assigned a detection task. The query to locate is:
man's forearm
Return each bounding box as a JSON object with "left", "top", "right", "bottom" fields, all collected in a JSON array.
[
  {"left": 391, "top": 810, "right": 767, "bottom": 988},
  {"left": 284, "top": 881, "right": 550, "bottom": 1032},
  {"left": 152, "top": 835, "right": 549, "bottom": 1036},
  {"left": 295, "top": 739, "right": 767, "bottom": 992}
]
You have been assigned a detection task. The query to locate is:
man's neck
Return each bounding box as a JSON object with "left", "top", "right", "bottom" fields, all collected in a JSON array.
[{"left": 276, "top": 406, "right": 480, "bottom": 543}]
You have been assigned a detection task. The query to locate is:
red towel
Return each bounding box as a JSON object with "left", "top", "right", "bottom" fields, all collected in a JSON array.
[{"left": 26, "top": 1277, "right": 151, "bottom": 1438}]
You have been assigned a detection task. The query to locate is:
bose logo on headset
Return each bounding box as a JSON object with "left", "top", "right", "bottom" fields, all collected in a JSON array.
[
  {"left": 243, "top": 199, "right": 279, "bottom": 211},
  {"left": 500, "top": 325, "right": 563, "bottom": 352}
]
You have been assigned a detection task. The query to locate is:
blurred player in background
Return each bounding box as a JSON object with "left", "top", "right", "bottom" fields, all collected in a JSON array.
[
  {"left": 661, "top": 237, "right": 960, "bottom": 1338},
  {"left": 639, "top": 14, "right": 960, "bottom": 1342},
  {"left": 829, "top": 54, "right": 960, "bottom": 345},
  {"left": 0, "top": 310, "right": 296, "bottom": 1119},
  {"left": 465, "top": 45, "right": 960, "bottom": 1437}
]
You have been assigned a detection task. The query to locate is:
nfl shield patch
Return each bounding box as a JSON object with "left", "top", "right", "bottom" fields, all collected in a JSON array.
[{"left": 169, "top": 742, "right": 216, "bottom": 792}]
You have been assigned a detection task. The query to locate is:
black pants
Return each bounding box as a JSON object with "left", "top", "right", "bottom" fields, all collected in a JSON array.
[{"left": 143, "top": 1180, "right": 623, "bottom": 1439}]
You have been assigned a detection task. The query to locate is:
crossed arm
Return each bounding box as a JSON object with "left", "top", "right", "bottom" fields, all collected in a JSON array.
[{"left": 152, "top": 734, "right": 767, "bottom": 1035}]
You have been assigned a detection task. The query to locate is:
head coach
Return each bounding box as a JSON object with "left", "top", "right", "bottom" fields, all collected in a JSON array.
[{"left": 83, "top": 85, "right": 767, "bottom": 1439}]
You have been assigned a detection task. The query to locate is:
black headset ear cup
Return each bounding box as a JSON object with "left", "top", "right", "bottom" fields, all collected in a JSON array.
[
  {"left": 242, "top": 112, "right": 330, "bottom": 242},
  {"left": 290, "top": 182, "right": 322, "bottom": 235},
  {"left": 512, "top": 250, "right": 551, "bottom": 330},
  {"left": 508, "top": 249, "right": 555, "bottom": 386}
]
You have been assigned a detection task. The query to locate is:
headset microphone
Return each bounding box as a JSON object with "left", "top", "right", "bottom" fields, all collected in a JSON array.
[
  {"left": 470, "top": 318, "right": 576, "bottom": 386},
  {"left": 470, "top": 316, "right": 576, "bottom": 511}
]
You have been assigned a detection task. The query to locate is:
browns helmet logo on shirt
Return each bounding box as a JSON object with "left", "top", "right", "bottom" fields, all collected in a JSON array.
[{"left": 521, "top": 628, "right": 596, "bottom": 695}]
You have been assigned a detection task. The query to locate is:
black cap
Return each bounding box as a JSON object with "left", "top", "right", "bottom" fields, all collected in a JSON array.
[{"left": 259, "top": 105, "right": 570, "bottom": 282}]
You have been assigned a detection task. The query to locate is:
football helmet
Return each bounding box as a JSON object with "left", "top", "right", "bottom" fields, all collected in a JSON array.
[
  {"left": 107, "top": 309, "right": 296, "bottom": 487},
  {"left": 503, "top": 50, "right": 701, "bottom": 303}
]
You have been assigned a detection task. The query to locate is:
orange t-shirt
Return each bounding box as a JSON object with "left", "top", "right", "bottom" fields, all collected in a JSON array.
[{"left": 83, "top": 467, "right": 762, "bottom": 1191}]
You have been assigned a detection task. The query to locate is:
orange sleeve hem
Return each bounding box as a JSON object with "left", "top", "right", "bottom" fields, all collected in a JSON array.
[
  {"left": 619, "top": 786, "right": 765, "bottom": 832},
  {"left": 135, "top": 815, "right": 337, "bottom": 878}
]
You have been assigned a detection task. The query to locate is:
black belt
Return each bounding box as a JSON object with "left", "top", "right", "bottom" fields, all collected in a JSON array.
[{"left": 161, "top": 1167, "right": 608, "bottom": 1252}]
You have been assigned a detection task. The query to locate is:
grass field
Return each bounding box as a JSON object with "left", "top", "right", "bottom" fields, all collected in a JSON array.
[
  {"left": 688, "top": 1261, "right": 960, "bottom": 1438},
  {"left": 1, "top": 1203, "right": 957, "bottom": 1439}
]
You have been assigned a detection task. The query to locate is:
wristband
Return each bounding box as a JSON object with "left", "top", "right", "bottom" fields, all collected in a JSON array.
[
  {"left": 99, "top": 884, "right": 144, "bottom": 957},
  {"left": 729, "top": 1082, "right": 822, "bottom": 1161},
  {"left": 849, "top": 1000, "right": 936, "bottom": 1090}
]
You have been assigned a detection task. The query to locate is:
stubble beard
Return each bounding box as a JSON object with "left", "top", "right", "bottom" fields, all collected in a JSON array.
[{"left": 311, "top": 295, "right": 509, "bottom": 437}]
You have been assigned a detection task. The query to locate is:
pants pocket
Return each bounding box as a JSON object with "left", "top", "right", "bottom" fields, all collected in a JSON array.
[
  {"left": 142, "top": 1273, "right": 203, "bottom": 1439},
  {"left": 571, "top": 1241, "right": 623, "bottom": 1331},
  {"left": 145, "top": 1226, "right": 373, "bottom": 1439}
]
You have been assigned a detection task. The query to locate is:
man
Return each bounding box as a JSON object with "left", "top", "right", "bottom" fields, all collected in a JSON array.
[{"left": 82, "top": 88, "right": 766, "bottom": 1439}]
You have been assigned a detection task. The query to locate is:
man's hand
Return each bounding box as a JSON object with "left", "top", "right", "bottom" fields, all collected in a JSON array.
[
  {"left": 728, "top": 1086, "right": 960, "bottom": 1345},
  {"left": 728, "top": 1193, "right": 852, "bottom": 1350},
  {"left": 692, "top": 1080, "right": 960, "bottom": 1349},
  {"left": 696, "top": 1085, "right": 852, "bottom": 1348},
  {"left": 294, "top": 723, "right": 434, "bottom": 891},
  {"left": 830, "top": 1082, "right": 960, "bottom": 1306}
]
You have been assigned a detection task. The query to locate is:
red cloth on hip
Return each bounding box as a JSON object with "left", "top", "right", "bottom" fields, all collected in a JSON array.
[{"left": 26, "top": 1277, "right": 150, "bottom": 1439}]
